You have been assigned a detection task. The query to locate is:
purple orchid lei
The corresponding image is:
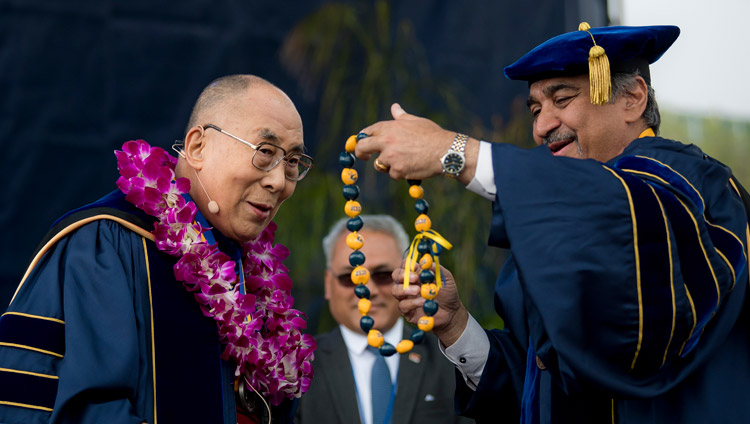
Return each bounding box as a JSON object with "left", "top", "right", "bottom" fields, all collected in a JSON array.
[{"left": 114, "top": 139, "right": 315, "bottom": 406}]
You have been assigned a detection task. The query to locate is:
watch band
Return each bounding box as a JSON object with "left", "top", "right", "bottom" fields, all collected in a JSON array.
[{"left": 451, "top": 133, "right": 468, "bottom": 154}]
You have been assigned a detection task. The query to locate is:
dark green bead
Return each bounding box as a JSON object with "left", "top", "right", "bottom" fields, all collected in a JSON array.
[
  {"left": 417, "top": 240, "right": 431, "bottom": 254},
  {"left": 339, "top": 152, "right": 355, "bottom": 168},
  {"left": 354, "top": 285, "right": 370, "bottom": 299},
  {"left": 379, "top": 343, "right": 397, "bottom": 357},
  {"left": 414, "top": 199, "right": 429, "bottom": 214},
  {"left": 423, "top": 300, "right": 439, "bottom": 316},
  {"left": 349, "top": 251, "right": 365, "bottom": 267},
  {"left": 342, "top": 184, "right": 360, "bottom": 200},
  {"left": 410, "top": 329, "right": 425, "bottom": 344},
  {"left": 407, "top": 179, "right": 421, "bottom": 186},
  {"left": 419, "top": 269, "right": 435, "bottom": 283},
  {"left": 347, "top": 216, "right": 363, "bottom": 232},
  {"left": 360, "top": 316, "right": 374, "bottom": 333},
  {"left": 356, "top": 132, "right": 369, "bottom": 141}
]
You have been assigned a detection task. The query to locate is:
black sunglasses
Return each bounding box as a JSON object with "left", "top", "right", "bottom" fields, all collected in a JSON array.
[{"left": 335, "top": 270, "right": 395, "bottom": 288}]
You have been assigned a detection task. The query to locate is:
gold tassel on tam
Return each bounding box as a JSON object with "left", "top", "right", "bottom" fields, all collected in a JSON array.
[{"left": 579, "top": 22, "right": 611, "bottom": 105}]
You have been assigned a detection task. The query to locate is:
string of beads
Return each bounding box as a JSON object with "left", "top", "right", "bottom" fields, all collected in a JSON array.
[{"left": 339, "top": 133, "right": 452, "bottom": 356}]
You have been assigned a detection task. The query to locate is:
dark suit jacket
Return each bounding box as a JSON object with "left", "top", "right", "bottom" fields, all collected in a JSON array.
[{"left": 297, "top": 324, "right": 473, "bottom": 424}]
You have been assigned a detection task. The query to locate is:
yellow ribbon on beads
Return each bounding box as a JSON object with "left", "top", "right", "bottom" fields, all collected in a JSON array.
[{"left": 403, "top": 230, "right": 453, "bottom": 289}]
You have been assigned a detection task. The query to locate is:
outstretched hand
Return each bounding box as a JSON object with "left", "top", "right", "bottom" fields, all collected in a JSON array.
[
  {"left": 391, "top": 262, "right": 469, "bottom": 347},
  {"left": 356, "top": 103, "right": 455, "bottom": 180}
]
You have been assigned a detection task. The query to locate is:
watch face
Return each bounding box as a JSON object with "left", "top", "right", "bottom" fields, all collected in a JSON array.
[{"left": 443, "top": 152, "right": 465, "bottom": 174}]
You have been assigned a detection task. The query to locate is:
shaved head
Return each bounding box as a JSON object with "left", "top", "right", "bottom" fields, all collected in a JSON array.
[{"left": 186, "top": 74, "right": 280, "bottom": 134}]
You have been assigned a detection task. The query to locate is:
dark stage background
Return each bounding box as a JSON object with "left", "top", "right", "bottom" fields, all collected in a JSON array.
[{"left": 0, "top": 0, "right": 606, "bottom": 330}]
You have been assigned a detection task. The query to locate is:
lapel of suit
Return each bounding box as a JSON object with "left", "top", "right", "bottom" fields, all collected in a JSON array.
[
  {"left": 320, "top": 327, "right": 363, "bottom": 423},
  {"left": 392, "top": 325, "right": 429, "bottom": 423}
]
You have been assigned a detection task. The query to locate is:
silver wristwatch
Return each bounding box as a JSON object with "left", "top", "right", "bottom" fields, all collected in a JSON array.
[{"left": 440, "top": 133, "right": 468, "bottom": 178}]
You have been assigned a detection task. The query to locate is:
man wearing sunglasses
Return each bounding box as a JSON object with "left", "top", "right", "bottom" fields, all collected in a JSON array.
[{"left": 296, "top": 215, "right": 471, "bottom": 424}]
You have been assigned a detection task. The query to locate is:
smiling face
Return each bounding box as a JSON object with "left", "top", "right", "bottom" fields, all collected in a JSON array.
[
  {"left": 325, "top": 229, "right": 402, "bottom": 334},
  {"left": 527, "top": 74, "right": 640, "bottom": 162},
  {"left": 184, "top": 83, "right": 304, "bottom": 242}
]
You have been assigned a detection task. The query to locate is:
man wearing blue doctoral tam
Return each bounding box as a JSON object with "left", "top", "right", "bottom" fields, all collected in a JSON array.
[
  {"left": 504, "top": 24, "right": 680, "bottom": 86},
  {"left": 355, "top": 23, "right": 750, "bottom": 423}
]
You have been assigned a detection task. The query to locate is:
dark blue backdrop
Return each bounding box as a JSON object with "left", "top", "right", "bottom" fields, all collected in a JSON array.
[{"left": 0, "top": 0, "right": 606, "bottom": 307}]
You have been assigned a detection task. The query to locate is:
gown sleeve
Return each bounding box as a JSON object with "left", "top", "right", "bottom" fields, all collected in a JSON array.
[
  {"left": 461, "top": 139, "right": 747, "bottom": 413},
  {"left": 0, "top": 220, "right": 152, "bottom": 424}
]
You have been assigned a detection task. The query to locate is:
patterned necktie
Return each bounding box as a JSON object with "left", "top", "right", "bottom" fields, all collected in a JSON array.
[{"left": 368, "top": 346, "right": 392, "bottom": 424}]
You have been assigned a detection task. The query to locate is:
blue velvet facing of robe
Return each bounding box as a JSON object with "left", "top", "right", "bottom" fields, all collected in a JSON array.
[{"left": 457, "top": 136, "right": 749, "bottom": 423}]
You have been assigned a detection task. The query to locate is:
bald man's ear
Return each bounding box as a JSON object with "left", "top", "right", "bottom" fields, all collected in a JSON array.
[
  {"left": 184, "top": 126, "right": 207, "bottom": 170},
  {"left": 623, "top": 76, "right": 648, "bottom": 124}
]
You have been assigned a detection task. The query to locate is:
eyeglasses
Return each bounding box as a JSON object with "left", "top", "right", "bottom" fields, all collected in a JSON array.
[
  {"left": 335, "top": 270, "right": 395, "bottom": 288},
  {"left": 203, "top": 124, "right": 314, "bottom": 181}
]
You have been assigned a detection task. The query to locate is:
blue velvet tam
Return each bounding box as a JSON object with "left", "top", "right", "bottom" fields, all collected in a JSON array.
[{"left": 504, "top": 24, "right": 680, "bottom": 85}]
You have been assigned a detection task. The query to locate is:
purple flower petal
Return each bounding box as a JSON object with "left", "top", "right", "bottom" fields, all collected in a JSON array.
[{"left": 115, "top": 140, "right": 315, "bottom": 405}]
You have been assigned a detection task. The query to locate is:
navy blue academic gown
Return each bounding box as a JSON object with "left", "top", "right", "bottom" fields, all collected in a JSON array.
[
  {"left": 0, "top": 190, "right": 294, "bottom": 423},
  {"left": 456, "top": 137, "right": 750, "bottom": 423}
]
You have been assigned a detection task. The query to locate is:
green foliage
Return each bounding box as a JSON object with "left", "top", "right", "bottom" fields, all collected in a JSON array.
[
  {"left": 275, "top": 0, "right": 533, "bottom": 334},
  {"left": 280, "top": 0, "right": 472, "bottom": 165},
  {"left": 660, "top": 111, "right": 750, "bottom": 184}
]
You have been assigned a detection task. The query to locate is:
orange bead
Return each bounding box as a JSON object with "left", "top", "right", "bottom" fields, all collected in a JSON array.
[
  {"left": 351, "top": 265, "right": 370, "bottom": 285},
  {"left": 420, "top": 283, "right": 439, "bottom": 300},
  {"left": 358, "top": 298, "right": 371, "bottom": 315},
  {"left": 408, "top": 184, "right": 424, "bottom": 199},
  {"left": 414, "top": 214, "right": 431, "bottom": 232},
  {"left": 341, "top": 168, "right": 358, "bottom": 185},
  {"left": 417, "top": 316, "right": 434, "bottom": 332},
  {"left": 346, "top": 231, "right": 364, "bottom": 250},
  {"left": 419, "top": 253, "right": 433, "bottom": 270},
  {"left": 345, "top": 135, "right": 358, "bottom": 153},
  {"left": 367, "top": 329, "right": 385, "bottom": 348},
  {"left": 345, "top": 200, "right": 362, "bottom": 218},
  {"left": 396, "top": 339, "right": 414, "bottom": 354}
]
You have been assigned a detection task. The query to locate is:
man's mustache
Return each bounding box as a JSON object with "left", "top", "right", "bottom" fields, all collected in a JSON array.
[{"left": 543, "top": 130, "right": 577, "bottom": 145}]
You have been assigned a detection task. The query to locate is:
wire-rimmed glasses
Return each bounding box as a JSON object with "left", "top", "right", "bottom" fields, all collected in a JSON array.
[{"left": 204, "top": 124, "right": 313, "bottom": 181}]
